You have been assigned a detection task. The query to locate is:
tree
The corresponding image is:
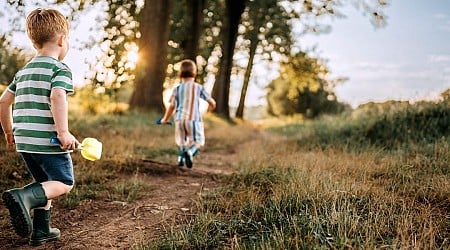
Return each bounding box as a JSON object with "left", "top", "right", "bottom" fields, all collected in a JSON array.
[
  {"left": 235, "top": 0, "right": 293, "bottom": 119},
  {"left": 235, "top": 0, "right": 389, "bottom": 119},
  {"left": 181, "top": 0, "right": 206, "bottom": 61},
  {"left": 129, "top": 0, "right": 173, "bottom": 111},
  {"left": 212, "top": 0, "right": 247, "bottom": 119},
  {"left": 167, "top": 0, "right": 210, "bottom": 83},
  {"left": 4, "top": 0, "right": 390, "bottom": 114},
  {"left": 266, "top": 51, "right": 349, "bottom": 118}
]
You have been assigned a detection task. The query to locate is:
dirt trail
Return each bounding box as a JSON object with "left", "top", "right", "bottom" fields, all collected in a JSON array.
[{"left": 0, "top": 146, "right": 238, "bottom": 249}]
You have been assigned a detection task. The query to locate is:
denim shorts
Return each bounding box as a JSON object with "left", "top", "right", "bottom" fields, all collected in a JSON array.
[{"left": 20, "top": 153, "right": 74, "bottom": 186}]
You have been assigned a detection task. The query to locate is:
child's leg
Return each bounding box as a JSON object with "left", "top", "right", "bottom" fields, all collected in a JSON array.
[
  {"left": 3, "top": 153, "right": 74, "bottom": 239},
  {"left": 33, "top": 153, "right": 74, "bottom": 199},
  {"left": 177, "top": 147, "right": 185, "bottom": 166},
  {"left": 184, "top": 121, "right": 205, "bottom": 168},
  {"left": 175, "top": 120, "right": 190, "bottom": 167},
  {"left": 186, "top": 144, "right": 200, "bottom": 157},
  {"left": 41, "top": 181, "right": 73, "bottom": 200}
]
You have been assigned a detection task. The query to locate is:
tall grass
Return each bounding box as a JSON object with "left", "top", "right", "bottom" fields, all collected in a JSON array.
[{"left": 146, "top": 100, "right": 450, "bottom": 249}]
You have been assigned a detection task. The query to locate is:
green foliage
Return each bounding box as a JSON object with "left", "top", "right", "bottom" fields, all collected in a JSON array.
[
  {"left": 71, "top": 85, "right": 130, "bottom": 114},
  {"left": 0, "top": 35, "right": 31, "bottom": 86},
  {"left": 90, "top": 0, "right": 140, "bottom": 89},
  {"left": 267, "top": 51, "right": 350, "bottom": 118},
  {"left": 270, "top": 98, "right": 450, "bottom": 150},
  {"left": 239, "top": 0, "right": 293, "bottom": 57},
  {"left": 365, "top": 102, "right": 450, "bottom": 147}
]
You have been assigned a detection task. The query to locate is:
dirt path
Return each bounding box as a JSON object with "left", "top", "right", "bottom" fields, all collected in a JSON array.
[{"left": 0, "top": 146, "right": 238, "bottom": 249}]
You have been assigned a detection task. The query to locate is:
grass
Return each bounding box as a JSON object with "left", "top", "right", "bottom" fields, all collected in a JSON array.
[
  {"left": 1, "top": 98, "right": 449, "bottom": 249},
  {"left": 144, "top": 99, "right": 450, "bottom": 249},
  {"left": 0, "top": 110, "right": 173, "bottom": 211}
]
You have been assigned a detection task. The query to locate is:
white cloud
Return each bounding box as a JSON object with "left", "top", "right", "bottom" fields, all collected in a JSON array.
[
  {"left": 433, "top": 13, "right": 448, "bottom": 20},
  {"left": 434, "top": 13, "right": 450, "bottom": 31},
  {"left": 333, "top": 57, "right": 450, "bottom": 107},
  {"left": 428, "top": 54, "right": 450, "bottom": 63}
]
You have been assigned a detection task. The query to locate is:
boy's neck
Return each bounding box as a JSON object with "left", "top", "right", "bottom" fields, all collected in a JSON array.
[
  {"left": 181, "top": 77, "right": 195, "bottom": 82},
  {"left": 36, "top": 45, "right": 60, "bottom": 60}
]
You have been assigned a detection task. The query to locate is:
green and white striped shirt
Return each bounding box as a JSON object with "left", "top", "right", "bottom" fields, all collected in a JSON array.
[{"left": 7, "top": 56, "right": 74, "bottom": 154}]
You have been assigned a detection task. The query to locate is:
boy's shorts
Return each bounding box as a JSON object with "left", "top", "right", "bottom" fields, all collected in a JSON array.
[
  {"left": 175, "top": 120, "right": 205, "bottom": 147},
  {"left": 20, "top": 153, "right": 74, "bottom": 186}
]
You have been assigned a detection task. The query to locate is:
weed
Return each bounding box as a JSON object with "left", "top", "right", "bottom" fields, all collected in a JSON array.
[{"left": 107, "top": 181, "right": 148, "bottom": 202}]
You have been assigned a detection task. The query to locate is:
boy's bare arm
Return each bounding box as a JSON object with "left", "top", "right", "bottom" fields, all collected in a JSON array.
[
  {"left": 207, "top": 98, "right": 216, "bottom": 111},
  {"left": 161, "top": 103, "right": 175, "bottom": 124},
  {"left": 50, "top": 88, "right": 79, "bottom": 149},
  {"left": 0, "top": 91, "right": 15, "bottom": 145},
  {"left": 161, "top": 95, "right": 175, "bottom": 123}
]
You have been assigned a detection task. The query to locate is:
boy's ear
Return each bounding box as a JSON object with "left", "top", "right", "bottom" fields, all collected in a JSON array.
[{"left": 57, "top": 35, "right": 65, "bottom": 47}]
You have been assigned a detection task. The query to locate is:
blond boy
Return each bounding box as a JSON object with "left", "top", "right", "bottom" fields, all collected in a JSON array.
[{"left": 0, "top": 8, "right": 79, "bottom": 246}]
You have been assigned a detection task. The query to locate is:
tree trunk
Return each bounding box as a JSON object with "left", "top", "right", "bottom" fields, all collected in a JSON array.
[
  {"left": 129, "top": 0, "right": 172, "bottom": 112},
  {"left": 184, "top": 0, "right": 205, "bottom": 61},
  {"left": 212, "top": 0, "right": 246, "bottom": 119},
  {"left": 235, "top": 38, "right": 258, "bottom": 119}
]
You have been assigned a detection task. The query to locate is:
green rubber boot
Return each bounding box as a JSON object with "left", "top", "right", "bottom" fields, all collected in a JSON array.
[
  {"left": 2, "top": 182, "right": 48, "bottom": 237},
  {"left": 29, "top": 208, "right": 60, "bottom": 246}
]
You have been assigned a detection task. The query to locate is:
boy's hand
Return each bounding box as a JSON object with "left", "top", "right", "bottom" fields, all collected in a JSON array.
[
  {"left": 207, "top": 98, "right": 216, "bottom": 112},
  {"left": 4, "top": 132, "right": 15, "bottom": 145},
  {"left": 57, "top": 132, "right": 80, "bottom": 150},
  {"left": 156, "top": 118, "right": 172, "bottom": 125}
]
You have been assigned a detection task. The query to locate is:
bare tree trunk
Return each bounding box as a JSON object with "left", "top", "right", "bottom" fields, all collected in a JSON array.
[
  {"left": 184, "top": 0, "right": 205, "bottom": 61},
  {"left": 130, "top": 0, "right": 173, "bottom": 112},
  {"left": 212, "top": 0, "right": 246, "bottom": 119},
  {"left": 235, "top": 38, "right": 258, "bottom": 119}
]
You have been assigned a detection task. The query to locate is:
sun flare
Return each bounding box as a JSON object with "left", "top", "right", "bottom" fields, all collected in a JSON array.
[{"left": 124, "top": 43, "right": 139, "bottom": 69}]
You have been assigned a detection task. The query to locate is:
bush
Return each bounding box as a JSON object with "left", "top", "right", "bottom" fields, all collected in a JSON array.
[{"left": 270, "top": 99, "right": 450, "bottom": 151}]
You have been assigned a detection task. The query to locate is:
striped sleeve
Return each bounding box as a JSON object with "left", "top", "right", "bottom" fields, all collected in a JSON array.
[
  {"left": 7, "top": 76, "right": 17, "bottom": 93},
  {"left": 199, "top": 85, "right": 211, "bottom": 101},
  {"left": 51, "top": 68, "right": 74, "bottom": 94}
]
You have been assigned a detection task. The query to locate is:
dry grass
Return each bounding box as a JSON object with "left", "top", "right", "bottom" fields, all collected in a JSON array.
[
  {"left": 150, "top": 101, "right": 449, "bottom": 249},
  {"left": 1, "top": 100, "right": 449, "bottom": 249}
]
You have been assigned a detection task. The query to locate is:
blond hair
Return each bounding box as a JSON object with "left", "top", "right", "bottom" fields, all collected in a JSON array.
[
  {"left": 26, "top": 8, "right": 69, "bottom": 49},
  {"left": 179, "top": 59, "right": 197, "bottom": 78}
]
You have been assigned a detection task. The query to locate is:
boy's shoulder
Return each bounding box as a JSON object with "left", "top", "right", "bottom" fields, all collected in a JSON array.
[{"left": 26, "top": 56, "right": 71, "bottom": 72}]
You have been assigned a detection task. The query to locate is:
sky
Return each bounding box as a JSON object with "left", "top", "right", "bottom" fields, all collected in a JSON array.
[
  {"left": 299, "top": 0, "right": 450, "bottom": 107},
  {"left": 2, "top": 1, "right": 450, "bottom": 108}
]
